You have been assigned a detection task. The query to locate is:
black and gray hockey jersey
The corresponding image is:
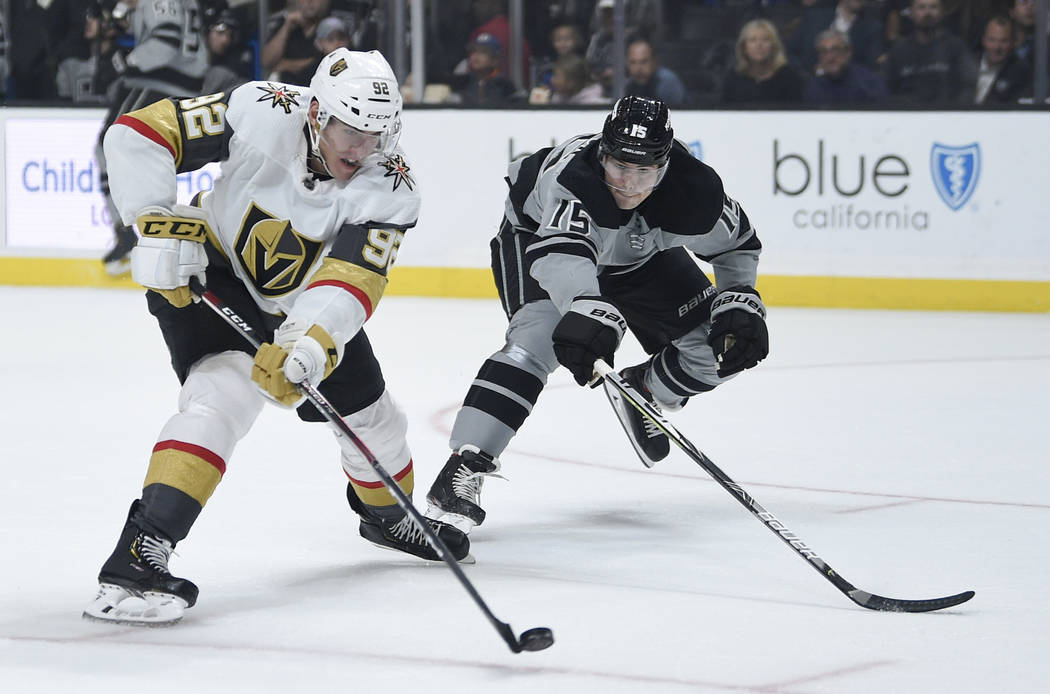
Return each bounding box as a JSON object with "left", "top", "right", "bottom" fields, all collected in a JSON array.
[
  {"left": 124, "top": 0, "right": 208, "bottom": 95},
  {"left": 503, "top": 135, "right": 762, "bottom": 313}
]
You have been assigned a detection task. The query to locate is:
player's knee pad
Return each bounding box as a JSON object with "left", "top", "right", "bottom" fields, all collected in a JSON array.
[
  {"left": 336, "top": 389, "right": 411, "bottom": 481},
  {"left": 504, "top": 301, "right": 561, "bottom": 374},
  {"left": 497, "top": 340, "right": 557, "bottom": 378},
  {"left": 160, "top": 351, "right": 265, "bottom": 460}
]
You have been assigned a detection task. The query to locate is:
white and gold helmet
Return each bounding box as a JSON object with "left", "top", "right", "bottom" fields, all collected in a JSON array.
[{"left": 308, "top": 49, "right": 402, "bottom": 173}]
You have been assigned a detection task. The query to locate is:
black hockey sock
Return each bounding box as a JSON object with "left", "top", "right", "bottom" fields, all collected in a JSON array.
[{"left": 138, "top": 483, "right": 204, "bottom": 543}]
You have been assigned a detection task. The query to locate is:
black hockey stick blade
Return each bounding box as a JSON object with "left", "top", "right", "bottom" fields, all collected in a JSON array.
[
  {"left": 849, "top": 588, "right": 975, "bottom": 613},
  {"left": 499, "top": 624, "right": 556, "bottom": 653},
  {"left": 602, "top": 377, "right": 658, "bottom": 468},
  {"left": 190, "top": 277, "right": 554, "bottom": 652},
  {"left": 593, "top": 360, "right": 975, "bottom": 614}
]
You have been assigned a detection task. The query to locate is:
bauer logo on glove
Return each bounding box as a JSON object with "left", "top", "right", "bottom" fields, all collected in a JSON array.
[{"left": 707, "top": 286, "right": 769, "bottom": 379}]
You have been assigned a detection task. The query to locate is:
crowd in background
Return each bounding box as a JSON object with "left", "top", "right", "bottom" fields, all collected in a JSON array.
[{"left": 1, "top": 0, "right": 1047, "bottom": 108}]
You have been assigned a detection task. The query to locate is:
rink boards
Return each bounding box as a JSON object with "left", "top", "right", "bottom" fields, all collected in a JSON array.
[{"left": 1, "top": 105, "right": 1047, "bottom": 312}]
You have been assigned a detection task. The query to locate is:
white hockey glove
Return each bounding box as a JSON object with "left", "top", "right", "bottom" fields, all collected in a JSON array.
[
  {"left": 130, "top": 205, "right": 211, "bottom": 308},
  {"left": 251, "top": 320, "right": 341, "bottom": 407}
]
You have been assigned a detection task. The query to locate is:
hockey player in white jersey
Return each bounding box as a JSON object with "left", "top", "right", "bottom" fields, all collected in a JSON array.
[
  {"left": 83, "top": 49, "right": 470, "bottom": 626},
  {"left": 421, "top": 96, "right": 769, "bottom": 537}
]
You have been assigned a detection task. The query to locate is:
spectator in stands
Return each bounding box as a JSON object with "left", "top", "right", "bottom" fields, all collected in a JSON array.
[
  {"left": 315, "top": 15, "right": 352, "bottom": 55},
  {"left": 586, "top": 0, "right": 618, "bottom": 98},
  {"left": 202, "top": 11, "right": 254, "bottom": 94},
  {"left": 548, "top": 53, "right": 607, "bottom": 104},
  {"left": 56, "top": 2, "right": 123, "bottom": 103},
  {"left": 884, "top": 0, "right": 978, "bottom": 104},
  {"left": 804, "top": 29, "right": 888, "bottom": 104},
  {"left": 721, "top": 18, "right": 807, "bottom": 104},
  {"left": 468, "top": 0, "right": 531, "bottom": 86},
  {"left": 9, "top": 0, "right": 61, "bottom": 99},
  {"left": 585, "top": 0, "right": 666, "bottom": 98},
  {"left": 615, "top": 0, "right": 665, "bottom": 42},
  {"left": 450, "top": 32, "right": 520, "bottom": 105},
  {"left": 789, "top": 0, "right": 885, "bottom": 71},
  {"left": 1011, "top": 0, "right": 1048, "bottom": 69},
  {"left": 974, "top": 15, "right": 1032, "bottom": 103},
  {"left": 955, "top": 1, "right": 1016, "bottom": 46},
  {"left": 883, "top": 0, "right": 1006, "bottom": 46},
  {"left": 882, "top": 0, "right": 910, "bottom": 44},
  {"left": 262, "top": 0, "right": 330, "bottom": 85},
  {"left": 535, "top": 20, "right": 586, "bottom": 90},
  {"left": 623, "top": 35, "right": 687, "bottom": 105}
]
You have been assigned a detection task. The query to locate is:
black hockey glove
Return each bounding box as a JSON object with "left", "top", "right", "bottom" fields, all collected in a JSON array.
[
  {"left": 552, "top": 297, "right": 627, "bottom": 387},
  {"left": 707, "top": 286, "right": 769, "bottom": 378}
]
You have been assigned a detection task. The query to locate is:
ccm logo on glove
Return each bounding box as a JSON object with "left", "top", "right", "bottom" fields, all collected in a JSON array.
[
  {"left": 131, "top": 205, "right": 212, "bottom": 308},
  {"left": 137, "top": 216, "right": 210, "bottom": 242}
]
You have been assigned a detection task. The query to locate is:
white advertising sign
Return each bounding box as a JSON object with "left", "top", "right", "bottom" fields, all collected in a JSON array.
[
  {"left": 3, "top": 117, "right": 218, "bottom": 253},
  {"left": 2, "top": 108, "right": 1047, "bottom": 283},
  {"left": 398, "top": 110, "right": 1050, "bottom": 281}
]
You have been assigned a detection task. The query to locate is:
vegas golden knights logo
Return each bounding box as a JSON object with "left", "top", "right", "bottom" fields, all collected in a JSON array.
[
  {"left": 330, "top": 58, "right": 348, "bottom": 76},
  {"left": 234, "top": 203, "right": 323, "bottom": 297}
]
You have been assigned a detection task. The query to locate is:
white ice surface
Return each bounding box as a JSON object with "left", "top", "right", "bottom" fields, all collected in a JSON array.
[{"left": 1, "top": 287, "right": 1048, "bottom": 693}]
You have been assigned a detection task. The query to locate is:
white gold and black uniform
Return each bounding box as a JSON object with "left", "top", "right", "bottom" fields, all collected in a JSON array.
[
  {"left": 455, "top": 134, "right": 761, "bottom": 456},
  {"left": 422, "top": 97, "right": 767, "bottom": 537},
  {"left": 85, "top": 50, "right": 470, "bottom": 628},
  {"left": 102, "top": 80, "right": 420, "bottom": 540}
]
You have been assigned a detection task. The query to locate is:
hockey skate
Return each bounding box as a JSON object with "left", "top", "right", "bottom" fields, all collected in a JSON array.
[
  {"left": 424, "top": 445, "right": 503, "bottom": 533},
  {"left": 83, "top": 502, "right": 199, "bottom": 626},
  {"left": 603, "top": 363, "right": 670, "bottom": 467},
  {"left": 102, "top": 226, "right": 138, "bottom": 276},
  {"left": 346, "top": 483, "right": 473, "bottom": 563}
]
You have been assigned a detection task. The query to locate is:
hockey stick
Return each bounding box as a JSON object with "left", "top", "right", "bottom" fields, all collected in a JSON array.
[
  {"left": 594, "top": 359, "right": 974, "bottom": 613},
  {"left": 188, "top": 278, "right": 553, "bottom": 653}
]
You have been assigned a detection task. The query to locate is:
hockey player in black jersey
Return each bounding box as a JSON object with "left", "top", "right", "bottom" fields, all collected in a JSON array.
[
  {"left": 423, "top": 96, "right": 769, "bottom": 535},
  {"left": 98, "top": 0, "right": 208, "bottom": 276}
]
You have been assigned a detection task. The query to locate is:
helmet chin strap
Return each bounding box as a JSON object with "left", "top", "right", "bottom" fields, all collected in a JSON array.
[{"left": 307, "top": 108, "right": 336, "bottom": 178}]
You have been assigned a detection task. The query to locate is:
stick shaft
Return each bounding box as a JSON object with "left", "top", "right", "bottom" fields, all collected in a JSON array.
[
  {"left": 191, "top": 280, "right": 530, "bottom": 650},
  {"left": 595, "top": 359, "right": 973, "bottom": 612}
]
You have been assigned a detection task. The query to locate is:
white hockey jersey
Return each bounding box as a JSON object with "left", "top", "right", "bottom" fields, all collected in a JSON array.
[{"left": 103, "top": 80, "right": 420, "bottom": 343}]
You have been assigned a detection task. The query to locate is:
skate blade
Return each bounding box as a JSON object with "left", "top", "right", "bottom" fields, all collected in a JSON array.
[
  {"left": 82, "top": 585, "right": 187, "bottom": 626},
  {"left": 366, "top": 540, "right": 476, "bottom": 565},
  {"left": 426, "top": 507, "right": 480, "bottom": 535},
  {"left": 82, "top": 610, "right": 183, "bottom": 627}
]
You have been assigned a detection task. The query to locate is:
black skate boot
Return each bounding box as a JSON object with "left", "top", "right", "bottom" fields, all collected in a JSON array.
[
  {"left": 83, "top": 501, "right": 199, "bottom": 626},
  {"left": 346, "top": 483, "right": 472, "bottom": 563},
  {"left": 102, "top": 225, "right": 138, "bottom": 276},
  {"left": 425, "top": 446, "right": 502, "bottom": 531},
  {"left": 604, "top": 363, "right": 670, "bottom": 467}
]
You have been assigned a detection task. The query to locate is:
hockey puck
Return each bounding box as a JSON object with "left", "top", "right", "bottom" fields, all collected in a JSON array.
[{"left": 518, "top": 627, "right": 555, "bottom": 651}]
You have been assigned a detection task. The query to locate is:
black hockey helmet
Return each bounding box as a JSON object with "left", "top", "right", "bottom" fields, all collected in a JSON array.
[{"left": 599, "top": 96, "right": 673, "bottom": 167}]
